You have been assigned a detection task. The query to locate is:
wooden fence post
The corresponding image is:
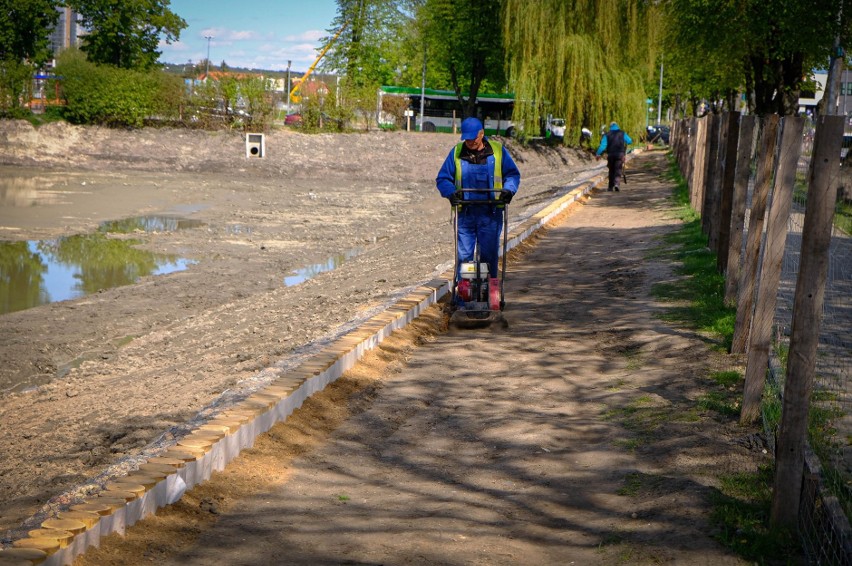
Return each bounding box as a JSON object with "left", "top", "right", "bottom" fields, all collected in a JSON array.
[
  {"left": 730, "top": 115, "right": 780, "bottom": 354},
  {"left": 686, "top": 117, "right": 698, "bottom": 196},
  {"left": 724, "top": 115, "right": 757, "bottom": 306},
  {"left": 717, "top": 111, "right": 741, "bottom": 272},
  {"left": 700, "top": 114, "right": 720, "bottom": 230},
  {"left": 704, "top": 112, "right": 725, "bottom": 249},
  {"left": 691, "top": 117, "right": 708, "bottom": 211},
  {"left": 740, "top": 117, "right": 804, "bottom": 424},
  {"left": 672, "top": 120, "right": 682, "bottom": 169},
  {"left": 679, "top": 119, "right": 689, "bottom": 173},
  {"left": 770, "top": 115, "right": 844, "bottom": 529}
]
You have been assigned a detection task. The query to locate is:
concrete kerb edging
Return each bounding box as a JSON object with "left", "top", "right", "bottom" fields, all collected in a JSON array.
[{"left": 2, "top": 166, "right": 614, "bottom": 566}]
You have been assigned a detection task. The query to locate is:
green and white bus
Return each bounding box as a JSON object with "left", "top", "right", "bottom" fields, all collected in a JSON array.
[{"left": 378, "top": 86, "right": 516, "bottom": 136}]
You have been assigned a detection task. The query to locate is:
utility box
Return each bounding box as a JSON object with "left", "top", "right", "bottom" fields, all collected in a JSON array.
[{"left": 245, "top": 133, "right": 265, "bottom": 158}]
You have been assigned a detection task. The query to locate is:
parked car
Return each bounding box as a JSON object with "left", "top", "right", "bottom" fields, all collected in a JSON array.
[
  {"left": 840, "top": 134, "right": 852, "bottom": 161},
  {"left": 546, "top": 117, "right": 566, "bottom": 140},
  {"left": 840, "top": 135, "right": 852, "bottom": 201},
  {"left": 284, "top": 113, "right": 302, "bottom": 125},
  {"left": 646, "top": 124, "right": 670, "bottom": 145}
]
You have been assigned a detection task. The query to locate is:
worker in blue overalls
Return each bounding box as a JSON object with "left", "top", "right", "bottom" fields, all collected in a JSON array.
[{"left": 436, "top": 116, "right": 521, "bottom": 283}]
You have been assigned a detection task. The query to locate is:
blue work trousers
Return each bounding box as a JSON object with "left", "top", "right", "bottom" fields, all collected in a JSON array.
[{"left": 457, "top": 206, "right": 503, "bottom": 278}]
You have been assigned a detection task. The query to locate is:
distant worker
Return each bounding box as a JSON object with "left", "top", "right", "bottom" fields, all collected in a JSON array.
[
  {"left": 596, "top": 121, "right": 633, "bottom": 192},
  {"left": 579, "top": 127, "right": 593, "bottom": 150},
  {"left": 436, "top": 117, "right": 521, "bottom": 279}
]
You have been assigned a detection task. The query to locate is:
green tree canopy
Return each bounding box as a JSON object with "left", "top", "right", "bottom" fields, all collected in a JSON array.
[
  {"left": 68, "top": 0, "right": 187, "bottom": 70},
  {"left": 0, "top": 0, "right": 58, "bottom": 113},
  {"left": 0, "top": 0, "right": 59, "bottom": 65},
  {"left": 421, "top": 0, "right": 506, "bottom": 117},
  {"left": 323, "top": 0, "right": 414, "bottom": 86},
  {"left": 665, "top": 0, "right": 850, "bottom": 116}
]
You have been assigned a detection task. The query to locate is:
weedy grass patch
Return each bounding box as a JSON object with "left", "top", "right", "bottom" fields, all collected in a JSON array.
[{"left": 651, "top": 159, "right": 735, "bottom": 351}]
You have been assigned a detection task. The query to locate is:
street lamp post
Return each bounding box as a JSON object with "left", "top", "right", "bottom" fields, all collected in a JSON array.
[
  {"left": 204, "top": 36, "right": 213, "bottom": 79},
  {"left": 286, "top": 60, "right": 292, "bottom": 112},
  {"left": 419, "top": 46, "right": 426, "bottom": 132},
  {"left": 657, "top": 60, "right": 664, "bottom": 124}
]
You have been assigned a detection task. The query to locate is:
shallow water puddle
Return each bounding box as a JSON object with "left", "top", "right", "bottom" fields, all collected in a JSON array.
[
  {"left": 284, "top": 248, "right": 364, "bottom": 287},
  {"left": 0, "top": 216, "right": 199, "bottom": 315},
  {"left": 98, "top": 215, "right": 205, "bottom": 233}
]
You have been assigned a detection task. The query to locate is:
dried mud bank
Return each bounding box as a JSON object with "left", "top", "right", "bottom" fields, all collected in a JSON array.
[{"left": 0, "top": 120, "right": 600, "bottom": 541}]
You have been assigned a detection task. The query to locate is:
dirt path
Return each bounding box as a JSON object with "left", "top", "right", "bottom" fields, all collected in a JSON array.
[{"left": 78, "top": 153, "right": 760, "bottom": 565}]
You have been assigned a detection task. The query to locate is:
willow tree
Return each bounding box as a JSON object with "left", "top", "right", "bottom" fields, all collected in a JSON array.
[{"left": 503, "top": 0, "right": 661, "bottom": 143}]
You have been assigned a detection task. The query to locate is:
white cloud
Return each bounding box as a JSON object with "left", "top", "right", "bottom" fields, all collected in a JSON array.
[
  {"left": 159, "top": 39, "right": 190, "bottom": 52},
  {"left": 198, "top": 27, "right": 261, "bottom": 42},
  {"left": 159, "top": 26, "right": 327, "bottom": 70},
  {"left": 229, "top": 30, "right": 258, "bottom": 41},
  {"left": 291, "top": 42, "right": 322, "bottom": 56},
  {"left": 284, "top": 30, "right": 326, "bottom": 42}
]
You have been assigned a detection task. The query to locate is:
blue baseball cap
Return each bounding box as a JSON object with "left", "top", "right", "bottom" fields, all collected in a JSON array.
[{"left": 460, "top": 117, "right": 483, "bottom": 140}]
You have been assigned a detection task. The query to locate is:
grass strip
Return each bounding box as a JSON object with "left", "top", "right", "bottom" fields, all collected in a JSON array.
[
  {"left": 652, "top": 157, "right": 803, "bottom": 562},
  {"left": 651, "top": 158, "right": 735, "bottom": 350}
]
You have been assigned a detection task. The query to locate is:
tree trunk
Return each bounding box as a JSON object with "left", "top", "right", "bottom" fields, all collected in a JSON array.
[{"left": 781, "top": 53, "right": 803, "bottom": 116}]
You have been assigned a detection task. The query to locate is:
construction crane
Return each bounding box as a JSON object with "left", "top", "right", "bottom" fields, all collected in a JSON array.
[{"left": 289, "top": 21, "right": 348, "bottom": 105}]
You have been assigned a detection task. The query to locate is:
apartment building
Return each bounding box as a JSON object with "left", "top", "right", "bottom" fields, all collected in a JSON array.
[{"left": 48, "top": 6, "right": 82, "bottom": 63}]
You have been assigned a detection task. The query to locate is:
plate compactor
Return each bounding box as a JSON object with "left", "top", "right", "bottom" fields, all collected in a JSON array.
[{"left": 449, "top": 189, "right": 509, "bottom": 329}]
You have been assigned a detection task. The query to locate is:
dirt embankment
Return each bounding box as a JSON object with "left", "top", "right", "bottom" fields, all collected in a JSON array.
[{"left": 0, "top": 120, "right": 599, "bottom": 538}]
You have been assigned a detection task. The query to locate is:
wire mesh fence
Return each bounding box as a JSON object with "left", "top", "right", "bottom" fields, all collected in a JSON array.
[
  {"left": 673, "top": 114, "right": 852, "bottom": 564},
  {"left": 770, "top": 116, "right": 852, "bottom": 563}
]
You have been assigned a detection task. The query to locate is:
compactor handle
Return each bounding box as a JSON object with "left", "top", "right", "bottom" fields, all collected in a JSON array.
[{"left": 455, "top": 188, "right": 509, "bottom": 205}]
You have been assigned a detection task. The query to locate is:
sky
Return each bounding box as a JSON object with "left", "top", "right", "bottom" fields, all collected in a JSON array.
[{"left": 158, "top": 1, "right": 340, "bottom": 73}]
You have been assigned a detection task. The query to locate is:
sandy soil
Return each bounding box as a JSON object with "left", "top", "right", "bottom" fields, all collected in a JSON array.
[
  {"left": 0, "top": 120, "right": 603, "bottom": 539},
  {"left": 76, "top": 152, "right": 762, "bottom": 565}
]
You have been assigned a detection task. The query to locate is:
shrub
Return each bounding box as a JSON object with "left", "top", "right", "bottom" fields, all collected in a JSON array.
[
  {"left": 55, "top": 48, "right": 181, "bottom": 128},
  {"left": 236, "top": 76, "right": 273, "bottom": 131},
  {"left": 0, "top": 58, "right": 35, "bottom": 114}
]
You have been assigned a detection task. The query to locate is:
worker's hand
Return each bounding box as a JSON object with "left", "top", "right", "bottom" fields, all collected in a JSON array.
[
  {"left": 595, "top": 155, "right": 602, "bottom": 161},
  {"left": 448, "top": 193, "right": 461, "bottom": 206},
  {"left": 500, "top": 189, "right": 514, "bottom": 204}
]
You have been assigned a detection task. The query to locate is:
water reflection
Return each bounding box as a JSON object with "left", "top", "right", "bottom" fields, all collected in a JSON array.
[
  {"left": 284, "top": 248, "right": 364, "bottom": 287},
  {"left": 99, "top": 215, "right": 205, "bottom": 233},
  {"left": 0, "top": 234, "right": 195, "bottom": 315},
  {"left": 0, "top": 173, "right": 69, "bottom": 207}
]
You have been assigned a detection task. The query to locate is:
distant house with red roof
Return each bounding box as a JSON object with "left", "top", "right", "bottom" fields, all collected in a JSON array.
[
  {"left": 194, "top": 70, "right": 301, "bottom": 94},
  {"left": 293, "top": 78, "right": 330, "bottom": 97}
]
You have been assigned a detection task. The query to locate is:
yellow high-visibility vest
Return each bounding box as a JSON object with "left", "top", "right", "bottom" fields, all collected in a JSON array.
[{"left": 453, "top": 140, "right": 504, "bottom": 205}]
